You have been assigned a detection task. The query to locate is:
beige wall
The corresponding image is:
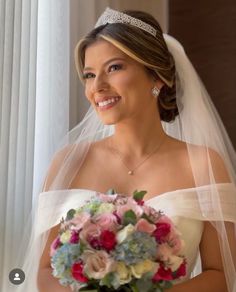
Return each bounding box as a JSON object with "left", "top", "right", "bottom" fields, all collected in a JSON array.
[{"left": 169, "top": 0, "right": 236, "bottom": 148}]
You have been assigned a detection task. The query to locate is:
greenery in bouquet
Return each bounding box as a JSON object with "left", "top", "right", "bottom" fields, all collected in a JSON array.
[{"left": 50, "top": 190, "right": 187, "bottom": 292}]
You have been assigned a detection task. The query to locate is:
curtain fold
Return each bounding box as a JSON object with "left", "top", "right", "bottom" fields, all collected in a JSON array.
[
  {"left": 0, "top": 1, "right": 38, "bottom": 289},
  {"left": 33, "top": 0, "right": 70, "bottom": 202},
  {"left": 0, "top": 1, "right": 70, "bottom": 291}
]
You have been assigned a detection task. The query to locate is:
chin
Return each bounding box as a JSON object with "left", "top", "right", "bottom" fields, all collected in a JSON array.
[
  {"left": 101, "top": 119, "right": 116, "bottom": 126},
  {"left": 98, "top": 113, "right": 122, "bottom": 126}
]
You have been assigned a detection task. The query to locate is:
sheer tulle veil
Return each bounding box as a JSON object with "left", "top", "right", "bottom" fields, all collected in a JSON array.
[{"left": 12, "top": 8, "right": 236, "bottom": 292}]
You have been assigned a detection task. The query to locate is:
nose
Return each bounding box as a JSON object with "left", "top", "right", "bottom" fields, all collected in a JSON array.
[{"left": 92, "top": 73, "right": 109, "bottom": 93}]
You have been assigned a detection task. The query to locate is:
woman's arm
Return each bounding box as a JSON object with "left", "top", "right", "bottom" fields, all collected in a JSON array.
[
  {"left": 38, "top": 147, "right": 74, "bottom": 291},
  {"left": 37, "top": 224, "right": 72, "bottom": 292},
  {"left": 167, "top": 221, "right": 230, "bottom": 292},
  {"left": 168, "top": 149, "right": 236, "bottom": 292}
]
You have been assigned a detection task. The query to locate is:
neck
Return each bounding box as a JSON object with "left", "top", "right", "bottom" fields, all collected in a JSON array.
[{"left": 110, "top": 112, "right": 166, "bottom": 158}]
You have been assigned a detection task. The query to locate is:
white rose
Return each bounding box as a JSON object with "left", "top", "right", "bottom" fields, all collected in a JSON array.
[
  {"left": 130, "top": 259, "right": 158, "bottom": 278},
  {"left": 116, "top": 262, "right": 132, "bottom": 285},
  {"left": 116, "top": 224, "right": 135, "bottom": 244}
]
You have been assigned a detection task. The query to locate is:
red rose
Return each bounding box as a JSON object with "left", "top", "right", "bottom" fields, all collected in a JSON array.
[
  {"left": 70, "top": 230, "right": 80, "bottom": 244},
  {"left": 100, "top": 230, "right": 117, "bottom": 251},
  {"left": 152, "top": 265, "right": 173, "bottom": 282},
  {"left": 175, "top": 261, "right": 187, "bottom": 278},
  {"left": 136, "top": 199, "right": 144, "bottom": 206},
  {"left": 88, "top": 237, "right": 101, "bottom": 249},
  {"left": 153, "top": 222, "right": 171, "bottom": 242},
  {"left": 71, "top": 262, "right": 88, "bottom": 283}
]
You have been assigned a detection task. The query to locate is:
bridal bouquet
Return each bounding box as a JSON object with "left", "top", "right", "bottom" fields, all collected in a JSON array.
[{"left": 50, "top": 190, "right": 186, "bottom": 292}]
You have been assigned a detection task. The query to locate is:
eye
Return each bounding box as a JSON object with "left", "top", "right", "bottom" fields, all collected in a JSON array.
[
  {"left": 82, "top": 72, "right": 95, "bottom": 79},
  {"left": 108, "top": 64, "right": 123, "bottom": 72}
]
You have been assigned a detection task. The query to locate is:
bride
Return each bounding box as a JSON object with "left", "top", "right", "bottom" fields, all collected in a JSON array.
[{"left": 21, "top": 8, "right": 236, "bottom": 292}]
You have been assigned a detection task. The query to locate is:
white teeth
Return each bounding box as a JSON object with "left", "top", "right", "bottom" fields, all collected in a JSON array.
[{"left": 97, "top": 97, "right": 119, "bottom": 107}]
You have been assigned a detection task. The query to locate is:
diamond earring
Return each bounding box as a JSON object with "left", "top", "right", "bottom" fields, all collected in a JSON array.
[{"left": 152, "top": 86, "right": 160, "bottom": 98}]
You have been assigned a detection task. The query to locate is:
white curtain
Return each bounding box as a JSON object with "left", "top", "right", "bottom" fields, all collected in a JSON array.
[{"left": 0, "top": 0, "right": 70, "bottom": 290}]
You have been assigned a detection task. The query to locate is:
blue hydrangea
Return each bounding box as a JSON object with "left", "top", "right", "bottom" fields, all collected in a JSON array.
[
  {"left": 51, "top": 243, "right": 82, "bottom": 285},
  {"left": 112, "top": 231, "right": 157, "bottom": 265}
]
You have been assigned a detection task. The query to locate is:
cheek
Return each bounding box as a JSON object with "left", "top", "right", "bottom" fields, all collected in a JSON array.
[
  {"left": 84, "top": 84, "right": 92, "bottom": 102},
  {"left": 118, "top": 75, "right": 151, "bottom": 101}
]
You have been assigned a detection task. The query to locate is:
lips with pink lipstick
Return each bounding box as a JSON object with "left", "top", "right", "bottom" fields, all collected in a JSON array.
[{"left": 95, "top": 96, "right": 121, "bottom": 111}]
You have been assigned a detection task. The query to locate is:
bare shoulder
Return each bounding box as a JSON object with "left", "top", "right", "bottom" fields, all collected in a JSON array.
[
  {"left": 42, "top": 144, "right": 78, "bottom": 191},
  {"left": 169, "top": 136, "right": 231, "bottom": 184},
  {"left": 165, "top": 135, "right": 231, "bottom": 185},
  {"left": 42, "top": 139, "right": 110, "bottom": 191}
]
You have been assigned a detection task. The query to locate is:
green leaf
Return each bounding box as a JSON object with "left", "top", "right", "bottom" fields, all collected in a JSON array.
[
  {"left": 106, "top": 188, "right": 116, "bottom": 195},
  {"left": 159, "top": 280, "right": 173, "bottom": 290},
  {"left": 130, "top": 285, "right": 139, "bottom": 292},
  {"left": 99, "top": 272, "right": 115, "bottom": 288},
  {"left": 79, "top": 241, "right": 87, "bottom": 253},
  {"left": 123, "top": 210, "right": 137, "bottom": 226},
  {"left": 133, "top": 190, "right": 147, "bottom": 201},
  {"left": 136, "top": 277, "right": 153, "bottom": 292},
  {"left": 141, "top": 213, "right": 155, "bottom": 224},
  {"left": 65, "top": 209, "right": 76, "bottom": 220}
]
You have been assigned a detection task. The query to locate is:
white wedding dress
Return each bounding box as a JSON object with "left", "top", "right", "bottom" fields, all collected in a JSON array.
[{"left": 13, "top": 182, "right": 235, "bottom": 291}]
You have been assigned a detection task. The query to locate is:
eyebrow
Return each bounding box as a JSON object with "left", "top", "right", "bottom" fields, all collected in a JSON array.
[{"left": 83, "top": 57, "right": 126, "bottom": 71}]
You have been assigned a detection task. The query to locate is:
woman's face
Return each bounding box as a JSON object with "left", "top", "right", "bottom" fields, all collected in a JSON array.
[{"left": 83, "top": 39, "right": 158, "bottom": 125}]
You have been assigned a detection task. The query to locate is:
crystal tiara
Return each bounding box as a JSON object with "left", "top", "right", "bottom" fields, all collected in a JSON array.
[{"left": 95, "top": 7, "right": 157, "bottom": 37}]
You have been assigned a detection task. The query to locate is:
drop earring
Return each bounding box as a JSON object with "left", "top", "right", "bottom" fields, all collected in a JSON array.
[{"left": 152, "top": 86, "right": 160, "bottom": 98}]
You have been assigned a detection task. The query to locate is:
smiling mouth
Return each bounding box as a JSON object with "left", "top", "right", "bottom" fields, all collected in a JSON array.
[{"left": 96, "top": 96, "right": 121, "bottom": 109}]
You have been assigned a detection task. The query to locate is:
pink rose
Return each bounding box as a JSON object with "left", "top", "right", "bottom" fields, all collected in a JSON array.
[
  {"left": 70, "top": 212, "right": 91, "bottom": 230},
  {"left": 168, "top": 232, "right": 184, "bottom": 254},
  {"left": 82, "top": 250, "right": 115, "bottom": 279},
  {"left": 135, "top": 218, "right": 156, "bottom": 234},
  {"left": 93, "top": 213, "right": 119, "bottom": 232},
  {"left": 156, "top": 243, "right": 173, "bottom": 261},
  {"left": 116, "top": 198, "right": 143, "bottom": 218},
  {"left": 79, "top": 223, "right": 101, "bottom": 243},
  {"left": 158, "top": 215, "right": 173, "bottom": 225}
]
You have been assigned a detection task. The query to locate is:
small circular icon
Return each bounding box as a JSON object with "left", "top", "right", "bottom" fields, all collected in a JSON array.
[{"left": 9, "top": 268, "right": 25, "bottom": 285}]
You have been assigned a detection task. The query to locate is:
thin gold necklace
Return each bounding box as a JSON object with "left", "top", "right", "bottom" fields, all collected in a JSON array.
[{"left": 109, "top": 135, "right": 166, "bottom": 175}]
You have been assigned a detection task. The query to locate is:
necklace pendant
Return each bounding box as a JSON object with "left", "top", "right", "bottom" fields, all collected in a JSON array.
[{"left": 128, "top": 170, "right": 134, "bottom": 175}]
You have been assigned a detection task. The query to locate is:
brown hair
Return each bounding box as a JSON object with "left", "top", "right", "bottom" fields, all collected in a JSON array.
[{"left": 75, "top": 10, "right": 178, "bottom": 122}]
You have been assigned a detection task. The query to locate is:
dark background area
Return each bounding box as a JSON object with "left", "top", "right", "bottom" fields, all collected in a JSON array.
[{"left": 169, "top": 0, "right": 236, "bottom": 149}]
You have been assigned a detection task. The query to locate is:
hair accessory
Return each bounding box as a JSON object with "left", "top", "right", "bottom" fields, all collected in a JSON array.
[
  {"left": 95, "top": 7, "right": 157, "bottom": 37},
  {"left": 152, "top": 86, "right": 160, "bottom": 98}
]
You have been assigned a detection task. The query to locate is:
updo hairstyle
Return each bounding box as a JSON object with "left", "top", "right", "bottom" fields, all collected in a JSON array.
[{"left": 75, "top": 10, "right": 179, "bottom": 122}]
